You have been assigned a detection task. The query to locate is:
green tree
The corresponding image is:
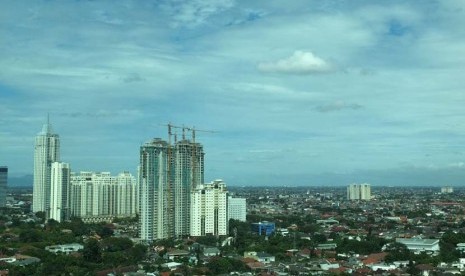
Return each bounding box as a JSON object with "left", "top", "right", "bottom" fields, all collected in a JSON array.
[
  {"left": 19, "top": 229, "right": 42, "bottom": 243},
  {"left": 207, "top": 257, "right": 233, "bottom": 275},
  {"left": 129, "top": 244, "right": 148, "bottom": 262},
  {"left": 385, "top": 242, "right": 411, "bottom": 263},
  {"left": 83, "top": 238, "right": 102, "bottom": 263},
  {"left": 101, "top": 237, "right": 133, "bottom": 252}
]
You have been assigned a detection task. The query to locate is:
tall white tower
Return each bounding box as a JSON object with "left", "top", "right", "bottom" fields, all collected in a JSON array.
[
  {"left": 33, "top": 118, "right": 60, "bottom": 214},
  {"left": 49, "top": 162, "right": 70, "bottom": 222}
]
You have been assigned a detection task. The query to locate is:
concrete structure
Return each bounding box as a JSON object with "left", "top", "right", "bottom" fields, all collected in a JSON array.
[
  {"left": 0, "top": 166, "right": 7, "bottom": 207},
  {"left": 139, "top": 138, "right": 171, "bottom": 241},
  {"left": 49, "top": 162, "right": 70, "bottom": 222},
  {"left": 139, "top": 132, "right": 207, "bottom": 241},
  {"left": 228, "top": 196, "right": 246, "bottom": 222},
  {"left": 347, "top": 183, "right": 371, "bottom": 200},
  {"left": 45, "top": 243, "right": 83, "bottom": 254},
  {"left": 70, "top": 171, "right": 137, "bottom": 220},
  {"left": 190, "top": 180, "right": 228, "bottom": 236},
  {"left": 174, "top": 140, "right": 204, "bottom": 238},
  {"left": 251, "top": 221, "right": 276, "bottom": 236},
  {"left": 33, "top": 119, "right": 60, "bottom": 214},
  {"left": 396, "top": 238, "right": 440, "bottom": 253}
]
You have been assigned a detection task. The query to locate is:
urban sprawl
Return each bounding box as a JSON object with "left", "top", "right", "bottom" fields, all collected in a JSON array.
[{"left": 1, "top": 121, "right": 465, "bottom": 275}]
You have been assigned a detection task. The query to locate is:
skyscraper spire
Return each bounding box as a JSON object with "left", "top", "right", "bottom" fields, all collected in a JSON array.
[{"left": 40, "top": 114, "right": 53, "bottom": 135}]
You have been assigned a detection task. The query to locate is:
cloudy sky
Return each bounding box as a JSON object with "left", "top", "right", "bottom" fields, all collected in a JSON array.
[{"left": 1, "top": 0, "right": 465, "bottom": 186}]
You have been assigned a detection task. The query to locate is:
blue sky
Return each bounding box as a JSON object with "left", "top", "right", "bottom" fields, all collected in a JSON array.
[{"left": 1, "top": 0, "right": 465, "bottom": 186}]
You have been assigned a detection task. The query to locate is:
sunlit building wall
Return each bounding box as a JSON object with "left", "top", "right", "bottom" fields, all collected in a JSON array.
[
  {"left": 70, "top": 171, "right": 136, "bottom": 219},
  {"left": 228, "top": 196, "right": 246, "bottom": 222},
  {"left": 49, "top": 162, "right": 70, "bottom": 222}
]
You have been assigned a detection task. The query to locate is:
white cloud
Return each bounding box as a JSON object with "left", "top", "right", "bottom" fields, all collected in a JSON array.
[{"left": 257, "top": 50, "right": 333, "bottom": 74}]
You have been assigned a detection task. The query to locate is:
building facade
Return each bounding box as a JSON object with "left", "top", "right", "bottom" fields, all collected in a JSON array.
[
  {"left": 228, "top": 196, "right": 246, "bottom": 222},
  {"left": 139, "top": 138, "right": 172, "bottom": 241},
  {"left": 33, "top": 120, "right": 60, "bottom": 214},
  {"left": 49, "top": 162, "right": 70, "bottom": 222},
  {"left": 139, "top": 136, "right": 206, "bottom": 241},
  {"left": 0, "top": 166, "right": 7, "bottom": 207},
  {"left": 347, "top": 183, "right": 371, "bottom": 200},
  {"left": 174, "top": 140, "right": 204, "bottom": 238},
  {"left": 70, "top": 171, "right": 137, "bottom": 220},
  {"left": 251, "top": 221, "right": 276, "bottom": 236},
  {"left": 190, "top": 180, "right": 228, "bottom": 237}
]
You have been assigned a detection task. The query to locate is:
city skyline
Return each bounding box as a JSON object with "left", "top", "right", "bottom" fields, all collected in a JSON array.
[{"left": 1, "top": 1, "right": 465, "bottom": 186}]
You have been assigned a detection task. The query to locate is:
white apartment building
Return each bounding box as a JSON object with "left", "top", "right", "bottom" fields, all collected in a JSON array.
[
  {"left": 33, "top": 119, "right": 60, "bottom": 213},
  {"left": 190, "top": 180, "right": 228, "bottom": 237},
  {"left": 49, "top": 162, "right": 70, "bottom": 222},
  {"left": 228, "top": 196, "right": 246, "bottom": 222},
  {"left": 70, "top": 171, "right": 137, "bottom": 219},
  {"left": 347, "top": 183, "right": 371, "bottom": 200}
]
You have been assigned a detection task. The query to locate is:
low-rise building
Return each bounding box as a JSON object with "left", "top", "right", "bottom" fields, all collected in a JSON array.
[
  {"left": 45, "top": 243, "right": 83, "bottom": 254},
  {"left": 251, "top": 221, "right": 275, "bottom": 236},
  {"left": 244, "top": 251, "right": 275, "bottom": 264},
  {"left": 396, "top": 238, "right": 440, "bottom": 253}
]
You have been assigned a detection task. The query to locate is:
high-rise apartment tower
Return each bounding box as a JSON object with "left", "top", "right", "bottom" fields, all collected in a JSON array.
[
  {"left": 0, "top": 166, "right": 7, "bottom": 207},
  {"left": 174, "top": 139, "right": 204, "bottom": 237},
  {"left": 33, "top": 119, "right": 60, "bottom": 214},
  {"left": 139, "top": 138, "right": 172, "bottom": 241},
  {"left": 49, "top": 162, "right": 70, "bottom": 222},
  {"left": 70, "top": 171, "right": 137, "bottom": 220},
  {"left": 190, "top": 180, "right": 228, "bottom": 237}
]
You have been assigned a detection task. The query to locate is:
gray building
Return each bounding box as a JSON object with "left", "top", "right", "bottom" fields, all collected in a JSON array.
[{"left": 0, "top": 166, "right": 7, "bottom": 207}]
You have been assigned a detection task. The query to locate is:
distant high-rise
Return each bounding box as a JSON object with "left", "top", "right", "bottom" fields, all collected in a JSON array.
[
  {"left": 190, "top": 180, "right": 228, "bottom": 237},
  {"left": 70, "top": 171, "right": 137, "bottom": 220},
  {"left": 49, "top": 162, "right": 70, "bottom": 222},
  {"left": 347, "top": 183, "right": 371, "bottom": 200},
  {"left": 441, "top": 186, "right": 454, "bottom": 194},
  {"left": 139, "top": 138, "right": 171, "bottom": 241},
  {"left": 174, "top": 139, "right": 204, "bottom": 237},
  {"left": 33, "top": 118, "right": 60, "bottom": 214},
  {"left": 228, "top": 196, "right": 246, "bottom": 222},
  {"left": 0, "top": 166, "right": 7, "bottom": 207}
]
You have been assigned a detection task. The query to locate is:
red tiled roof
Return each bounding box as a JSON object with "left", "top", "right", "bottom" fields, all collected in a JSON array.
[{"left": 362, "top": 252, "right": 387, "bottom": 265}]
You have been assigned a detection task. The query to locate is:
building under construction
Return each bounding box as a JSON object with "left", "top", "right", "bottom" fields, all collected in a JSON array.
[{"left": 138, "top": 124, "right": 205, "bottom": 241}]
